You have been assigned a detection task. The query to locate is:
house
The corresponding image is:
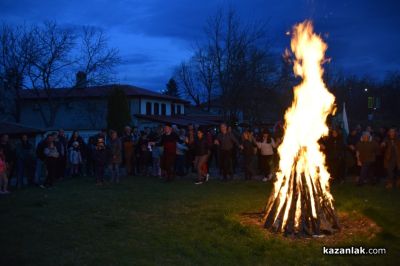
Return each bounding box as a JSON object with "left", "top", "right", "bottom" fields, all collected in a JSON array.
[{"left": 19, "top": 84, "right": 219, "bottom": 133}]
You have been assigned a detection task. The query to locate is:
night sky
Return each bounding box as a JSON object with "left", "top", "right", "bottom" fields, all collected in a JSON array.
[{"left": 1, "top": 0, "right": 399, "bottom": 91}]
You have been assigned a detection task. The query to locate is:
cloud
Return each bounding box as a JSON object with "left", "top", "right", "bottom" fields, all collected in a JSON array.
[{"left": 1, "top": 0, "right": 399, "bottom": 89}]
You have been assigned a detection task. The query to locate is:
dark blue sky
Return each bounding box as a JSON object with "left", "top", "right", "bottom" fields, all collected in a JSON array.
[{"left": 1, "top": 0, "right": 399, "bottom": 91}]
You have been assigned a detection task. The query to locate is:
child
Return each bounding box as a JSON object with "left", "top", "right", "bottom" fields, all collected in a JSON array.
[
  {"left": 94, "top": 138, "right": 108, "bottom": 185},
  {"left": 0, "top": 148, "right": 10, "bottom": 194},
  {"left": 69, "top": 141, "right": 82, "bottom": 177}
]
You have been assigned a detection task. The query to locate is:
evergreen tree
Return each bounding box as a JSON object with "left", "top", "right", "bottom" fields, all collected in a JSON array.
[
  {"left": 164, "top": 78, "right": 180, "bottom": 97},
  {"left": 106, "top": 87, "right": 131, "bottom": 133}
]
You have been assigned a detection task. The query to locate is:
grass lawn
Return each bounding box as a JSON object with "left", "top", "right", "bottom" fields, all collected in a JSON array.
[{"left": 0, "top": 176, "right": 399, "bottom": 265}]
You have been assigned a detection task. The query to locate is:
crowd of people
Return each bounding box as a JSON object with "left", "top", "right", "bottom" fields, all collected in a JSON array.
[{"left": 0, "top": 122, "right": 399, "bottom": 194}]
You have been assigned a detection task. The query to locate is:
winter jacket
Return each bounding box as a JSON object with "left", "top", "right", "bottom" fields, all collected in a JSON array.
[
  {"left": 94, "top": 148, "right": 108, "bottom": 165},
  {"left": 217, "top": 132, "right": 240, "bottom": 151},
  {"left": 194, "top": 138, "right": 209, "bottom": 156}
]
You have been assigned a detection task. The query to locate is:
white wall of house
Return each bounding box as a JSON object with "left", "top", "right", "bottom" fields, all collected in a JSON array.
[
  {"left": 20, "top": 96, "right": 185, "bottom": 131},
  {"left": 20, "top": 99, "right": 108, "bottom": 130}
]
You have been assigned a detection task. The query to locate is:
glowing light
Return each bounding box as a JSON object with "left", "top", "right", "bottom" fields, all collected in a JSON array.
[{"left": 263, "top": 20, "right": 339, "bottom": 235}]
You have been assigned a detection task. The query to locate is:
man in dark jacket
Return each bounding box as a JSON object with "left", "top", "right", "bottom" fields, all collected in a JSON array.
[
  {"left": 325, "top": 129, "right": 345, "bottom": 183},
  {"left": 93, "top": 137, "right": 108, "bottom": 185},
  {"left": 193, "top": 128, "right": 210, "bottom": 184},
  {"left": 356, "top": 131, "right": 379, "bottom": 186},
  {"left": 215, "top": 123, "right": 242, "bottom": 180},
  {"left": 381, "top": 128, "right": 400, "bottom": 189},
  {"left": 55, "top": 130, "right": 67, "bottom": 179}
]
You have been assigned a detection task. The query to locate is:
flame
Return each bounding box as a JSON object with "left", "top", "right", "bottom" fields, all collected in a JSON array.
[{"left": 265, "top": 21, "right": 336, "bottom": 233}]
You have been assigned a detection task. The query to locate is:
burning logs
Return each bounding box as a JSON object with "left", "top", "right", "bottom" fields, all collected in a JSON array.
[{"left": 262, "top": 21, "right": 340, "bottom": 236}]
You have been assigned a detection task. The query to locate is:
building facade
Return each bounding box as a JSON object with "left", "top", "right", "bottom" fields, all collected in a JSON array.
[{"left": 19, "top": 84, "right": 188, "bottom": 131}]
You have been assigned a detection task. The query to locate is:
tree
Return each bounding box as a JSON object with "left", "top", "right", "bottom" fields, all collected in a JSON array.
[
  {"left": 176, "top": 61, "right": 200, "bottom": 106},
  {"left": 0, "top": 21, "right": 121, "bottom": 127},
  {"left": 175, "top": 8, "right": 277, "bottom": 122},
  {"left": 193, "top": 47, "right": 216, "bottom": 111},
  {"left": 26, "top": 21, "right": 76, "bottom": 127},
  {"left": 0, "top": 23, "right": 35, "bottom": 122},
  {"left": 164, "top": 78, "right": 180, "bottom": 97},
  {"left": 106, "top": 87, "right": 131, "bottom": 133},
  {"left": 77, "top": 26, "right": 120, "bottom": 86}
]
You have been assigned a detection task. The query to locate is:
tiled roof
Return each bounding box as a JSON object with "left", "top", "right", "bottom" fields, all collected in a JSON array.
[
  {"left": 20, "top": 84, "right": 189, "bottom": 104},
  {"left": 0, "top": 121, "right": 45, "bottom": 135},
  {"left": 135, "top": 115, "right": 220, "bottom": 126}
]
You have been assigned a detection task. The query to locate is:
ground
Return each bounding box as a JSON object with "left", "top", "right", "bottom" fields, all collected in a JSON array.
[{"left": 0, "top": 176, "right": 399, "bottom": 265}]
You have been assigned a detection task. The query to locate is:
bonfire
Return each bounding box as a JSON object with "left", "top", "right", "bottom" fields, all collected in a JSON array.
[{"left": 262, "top": 21, "right": 340, "bottom": 236}]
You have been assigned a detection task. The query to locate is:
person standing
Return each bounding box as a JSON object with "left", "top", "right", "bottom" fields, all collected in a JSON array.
[
  {"left": 325, "top": 129, "right": 346, "bottom": 183},
  {"left": 93, "top": 137, "right": 108, "bottom": 185},
  {"left": 256, "top": 130, "right": 277, "bottom": 182},
  {"left": 35, "top": 135, "right": 48, "bottom": 186},
  {"left": 108, "top": 130, "right": 122, "bottom": 183},
  {"left": 157, "top": 123, "right": 179, "bottom": 182},
  {"left": 68, "top": 141, "right": 83, "bottom": 177},
  {"left": 193, "top": 128, "right": 210, "bottom": 184},
  {"left": 15, "top": 134, "right": 35, "bottom": 188},
  {"left": 346, "top": 128, "right": 361, "bottom": 176},
  {"left": 57, "top": 129, "right": 68, "bottom": 179},
  {"left": 242, "top": 130, "right": 257, "bottom": 180},
  {"left": 121, "top": 126, "right": 135, "bottom": 176},
  {"left": 381, "top": 128, "right": 400, "bottom": 189},
  {"left": 356, "top": 131, "right": 379, "bottom": 186},
  {"left": 0, "top": 148, "right": 9, "bottom": 194},
  {"left": 214, "top": 123, "right": 242, "bottom": 180},
  {"left": 68, "top": 131, "right": 86, "bottom": 176},
  {"left": 185, "top": 125, "right": 196, "bottom": 174},
  {"left": 0, "top": 134, "right": 16, "bottom": 184},
  {"left": 150, "top": 138, "right": 162, "bottom": 178},
  {"left": 43, "top": 137, "right": 60, "bottom": 188},
  {"left": 137, "top": 132, "right": 151, "bottom": 176},
  {"left": 176, "top": 129, "right": 188, "bottom": 177}
]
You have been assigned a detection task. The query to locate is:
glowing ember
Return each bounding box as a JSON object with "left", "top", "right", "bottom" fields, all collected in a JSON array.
[{"left": 262, "top": 20, "right": 339, "bottom": 236}]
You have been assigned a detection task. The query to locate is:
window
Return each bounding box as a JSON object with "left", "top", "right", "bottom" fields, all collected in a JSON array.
[
  {"left": 177, "top": 105, "right": 182, "bottom": 115},
  {"left": 171, "top": 104, "right": 175, "bottom": 116},
  {"left": 154, "top": 103, "right": 160, "bottom": 115},
  {"left": 146, "top": 102, "right": 152, "bottom": 115},
  {"left": 161, "top": 103, "right": 166, "bottom": 115},
  {"left": 367, "top": 97, "right": 374, "bottom": 109}
]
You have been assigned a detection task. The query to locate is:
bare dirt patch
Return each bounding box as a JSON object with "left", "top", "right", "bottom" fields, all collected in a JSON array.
[{"left": 239, "top": 211, "right": 381, "bottom": 244}]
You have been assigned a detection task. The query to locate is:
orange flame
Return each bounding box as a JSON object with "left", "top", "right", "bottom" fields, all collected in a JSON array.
[{"left": 265, "top": 21, "right": 336, "bottom": 233}]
